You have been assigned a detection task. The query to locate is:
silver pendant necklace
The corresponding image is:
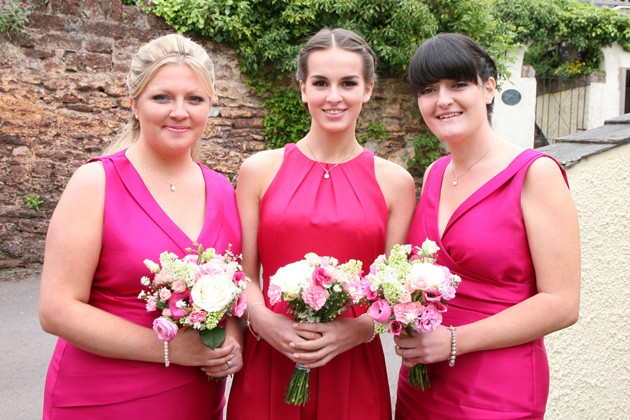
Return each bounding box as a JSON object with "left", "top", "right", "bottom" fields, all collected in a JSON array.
[
  {"left": 306, "top": 140, "right": 355, "bottom": 179},
  {"left": 451, "top": 136, "right": 498, "bottom": 186},
  {"left": 130, "top": 148, "right": 194, "bottom": 192}
]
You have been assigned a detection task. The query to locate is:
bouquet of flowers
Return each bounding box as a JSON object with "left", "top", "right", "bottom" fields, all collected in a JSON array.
[
  {"left": 364, "top": 240, "right": 461, "bottom": 390},
  {"left": 138, "top": 242, "right": 250, "bottom": 357},
  {"left": 268, "top": 253, "right": 366, "bottom": 406}
]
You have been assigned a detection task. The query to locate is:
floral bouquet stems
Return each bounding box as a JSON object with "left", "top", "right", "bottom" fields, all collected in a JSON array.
[
  {"left": 364, "top": 241, "right": 461, "bottom": 390},
  {"left": 284, "top": 363, "right": 311, "bottom": 405},
  {"left": 268, "top": 253, "right": 366, "bottom": 406}
]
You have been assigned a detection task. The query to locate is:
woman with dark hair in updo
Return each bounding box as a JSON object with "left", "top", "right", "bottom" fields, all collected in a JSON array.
[{"left": 227, "top": 27, "right": 416, "bottom": 420}]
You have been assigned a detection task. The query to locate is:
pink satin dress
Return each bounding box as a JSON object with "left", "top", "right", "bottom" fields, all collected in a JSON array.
[
  {"left": 43, "top": 150, "right": 242, "bottom": 420},
  {"left": 227, "top": 143, "right": 392, "bottom": 420},
  {"left": 397, "top": 149, "right": 568, "bottom": 420}
]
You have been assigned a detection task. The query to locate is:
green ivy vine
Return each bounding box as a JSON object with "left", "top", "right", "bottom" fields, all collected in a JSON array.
[{"left": 493, "top": 0, "right": 630, "bottom": 79}]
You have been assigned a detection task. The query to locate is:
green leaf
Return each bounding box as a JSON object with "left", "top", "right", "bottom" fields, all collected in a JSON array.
[{"left": 200, "top": 327, "right": 226, "bottom": 350}]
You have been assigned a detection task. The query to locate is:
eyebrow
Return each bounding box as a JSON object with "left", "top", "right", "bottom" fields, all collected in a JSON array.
[
  {"left": 309, "top": 74, "right": 360, "bottom": 80},
  {"left": 146, "top": 88, "right": 207, "bottom": 95}
]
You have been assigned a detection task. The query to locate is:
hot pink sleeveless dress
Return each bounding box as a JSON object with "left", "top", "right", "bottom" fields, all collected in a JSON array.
[
  {"left": 397, "top": 149, "right": 568, "bottom": 420},
  {"left": 227, "top": 143, "right": 392, "bottom": 420},
  {"left": 43, "top": 150, "right": 242, "bottom": 420}
]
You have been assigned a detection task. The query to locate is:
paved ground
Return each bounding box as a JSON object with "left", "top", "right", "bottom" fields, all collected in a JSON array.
[
  {"left": 0, "top": 270, "right": 57, "bottom": 420},
  {"left": 0, "top": 270, "right": 400, "bottom": 420}
]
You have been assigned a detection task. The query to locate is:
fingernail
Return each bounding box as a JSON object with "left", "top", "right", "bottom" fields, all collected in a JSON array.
[{"left": 289, "top": 342, "right": 295, "bottom": 348}]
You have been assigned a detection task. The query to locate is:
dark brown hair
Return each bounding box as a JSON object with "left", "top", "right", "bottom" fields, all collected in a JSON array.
[{"left": 408, "top": 33, "right": 497, "bottom": 118}]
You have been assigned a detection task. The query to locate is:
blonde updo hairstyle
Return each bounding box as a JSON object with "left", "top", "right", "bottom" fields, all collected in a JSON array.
[{"left": 105, "top": 34, "right": 216, "bottom": 157}]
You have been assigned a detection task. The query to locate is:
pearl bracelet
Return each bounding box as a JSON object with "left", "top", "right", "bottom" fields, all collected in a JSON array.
[
  {"left": 448, "top": 326, "right": 457, "bottom": 367},
  {"left": 247, "top": 302, "right": 264, "bottom": 341},
  {"left": 163, "top": 340, "right": 170, "bottom": 368},
  {"left": 360, "top": 313, "right": 377, "bottom": 343}
]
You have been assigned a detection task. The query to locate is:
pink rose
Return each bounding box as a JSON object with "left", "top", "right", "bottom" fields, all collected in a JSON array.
[
  {"left": 413, "top": 304, "right": 443, "bottom": 334},
  {"left": 168, "top": 290, "right": 191, "bottom": 320},
  {"left": 197, "top": 260, "right": 224, "bottom": 278},
  {"left": 146, "top": 299, "right": 157, "bottom": 312},
  {"left": 171, "top": 280, "right": 187, "bottom": 294},
  {"left": 162, "top": 308, "right": 172, "bottom": 317},
  {"left": 361, "top": 278, "right": 377, "bottom": 300},
  {"left": 302, "top": 285, "right": 329, "bottom": 311},
  {"left": 153, "top": 317, "right": 178, "bottom": 341},
  {"left": 399, "top": 292, "right": 412, "bottom": 304},
  {"left": 407, "top": 276, "right": 429, "bottom": 293},
  {"left": 233, "top": 293, "right": 247, "bottom": 318},
  {"left": 312, "top": 267, "right": 332, "bottom": 287},
  {"left": 394, "top": 302, "right": 422, "bottom": 325},
  {"left": 368, "top": 299, "right": 392, "bottom": 323},
  {"left": 233, "top": 271, "right": 246, "bottom": 286},
  {"left": 268, "top": 283, "right": 282, "bottom": 305},
  {"left": 403, "top": 281, "right": 415, "bottom": 294},
  {"left": 159, "top": 288, "right": 172, "bottom": 301},
  {"left": 154, "top": 271, "right": 173, "bottom": 285},
  {"left": 389, "top": 319, "right": 403, "bottom": 336},
  {"left": 188, "top": 310, "right": 207, "bottom": 324}
]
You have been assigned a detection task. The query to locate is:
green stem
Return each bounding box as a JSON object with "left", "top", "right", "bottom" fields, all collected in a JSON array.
[
  {"left": 284, "top": 363, "right": 311, "bottom": 406},
  {"left": 408, "top": 363, "right": 430, "bottom": 390}
]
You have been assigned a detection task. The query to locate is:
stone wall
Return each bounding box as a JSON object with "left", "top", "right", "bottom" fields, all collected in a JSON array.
[{"left": 0, "top": 0, "right": 421, "bottom": 270}]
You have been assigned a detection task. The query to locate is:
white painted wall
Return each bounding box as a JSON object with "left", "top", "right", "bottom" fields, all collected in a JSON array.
[
  {"left": 545, "top": 143, "right": 630, "bottom": 418},
  {"left": 588, "top": 43, "right": 630, "bottom": 129},
  {"left": 493, "top": 47, "right": 537, "bottom": 149}
]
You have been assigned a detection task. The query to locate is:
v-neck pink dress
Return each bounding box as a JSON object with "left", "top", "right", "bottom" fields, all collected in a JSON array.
[
  {"left": 397, "top": 149, "right": 567, "bottom": 420},
  {"left": 43, "top": 150, "right": 242, "bottom": 420},
  {"left": 227, "top": 143, "right": 392, "bottom": 420}
]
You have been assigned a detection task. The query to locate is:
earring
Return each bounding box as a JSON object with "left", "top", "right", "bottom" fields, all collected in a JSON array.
[{"left": 134, "top": 114, "right": 139, "bottom": 119}]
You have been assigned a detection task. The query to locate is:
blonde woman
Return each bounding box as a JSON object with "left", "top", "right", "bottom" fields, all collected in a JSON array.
[{"left": 40, "top": 34, "right": 243, "bottom": 419}]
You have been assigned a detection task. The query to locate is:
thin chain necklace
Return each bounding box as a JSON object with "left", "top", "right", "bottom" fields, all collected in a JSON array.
[
  {"left": 130, "top": 148, "right": 194, "bottom": 192},
  {"left": 451, "top": 136, "right": 498, "bottom": 186},
  {"left": 306, "top": 139, "right": 355, "bottom": 179}
]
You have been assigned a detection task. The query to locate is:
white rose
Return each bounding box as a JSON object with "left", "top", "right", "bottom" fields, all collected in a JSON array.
[
  {"left": 406, "top": 263, "right": 446, "bottom": 290},
  {"left": 270, "top": 260, "right": 313, "bottom": 300},
  {"left": 191, "top": 274, "right": 238, "bottom": 312}
]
